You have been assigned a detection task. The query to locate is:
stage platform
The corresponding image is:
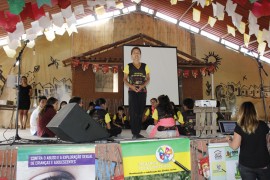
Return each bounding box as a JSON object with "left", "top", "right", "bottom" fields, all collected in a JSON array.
[{"left": 0, "top": 128, "right": 230, "bottom": 180}]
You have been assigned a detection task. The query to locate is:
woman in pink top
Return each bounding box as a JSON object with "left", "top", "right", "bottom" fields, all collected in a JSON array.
[{"left": 146, "top": 95, "right": 179, "bottom": 138}]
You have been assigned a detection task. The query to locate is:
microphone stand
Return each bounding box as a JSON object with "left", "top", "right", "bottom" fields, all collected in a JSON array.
[
  {"left": 11, "top": 40, "right": 29, "bottom": 144},
  {"left": 256, "top": 57, "right": 268, "bottom": 122}
]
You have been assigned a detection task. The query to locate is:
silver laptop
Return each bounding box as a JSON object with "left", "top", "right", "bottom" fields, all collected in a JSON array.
[{"left": 218, "top": 120, "right": 237, "bottom": 135}]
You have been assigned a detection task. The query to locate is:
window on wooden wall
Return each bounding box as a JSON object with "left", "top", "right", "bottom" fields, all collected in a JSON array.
[{"left": 95, "top": 71, "right": 118, "bottom": 92}]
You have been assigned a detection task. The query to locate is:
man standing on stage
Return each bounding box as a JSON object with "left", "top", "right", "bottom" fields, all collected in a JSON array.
[{"left": 123, "top": 47, "right": 150, "bottom": 139}]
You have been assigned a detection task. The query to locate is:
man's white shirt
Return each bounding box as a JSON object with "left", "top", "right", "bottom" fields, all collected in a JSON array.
[{"left": 30, "top": 106, "right": 41, "bottom": 135}]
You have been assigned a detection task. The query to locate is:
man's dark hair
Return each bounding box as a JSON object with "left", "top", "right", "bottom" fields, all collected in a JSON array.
[
  {"left": 95, "top": 98, "right": 106, "bottom": 106},
  {"left": 88, "top": 101, "right": 95, "bottom": 107},
  {"left": 39, "top": 96, "right": 47, "bottom": 102},
  {"left": 69, "top": 96, "right": 82, "bottom": 104},
  {"left": 131, "top": 46, "right": 141, "bottom": 55},
  {"left": 183, "top": 98, "right": 194, "bottom": 110}
]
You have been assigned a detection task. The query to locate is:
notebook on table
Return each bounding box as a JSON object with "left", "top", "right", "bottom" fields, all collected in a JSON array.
[{"left": 218, "top": 120, "right": 237, "bottom": 135}]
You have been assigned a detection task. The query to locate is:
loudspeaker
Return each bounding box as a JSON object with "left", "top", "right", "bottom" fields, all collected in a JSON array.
[{"left": 47, "top": 103, "right": 110, "bottom": 143}]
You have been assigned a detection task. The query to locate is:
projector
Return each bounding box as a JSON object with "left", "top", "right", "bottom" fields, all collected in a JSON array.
[{"left": 195, "top": 100, "right": 217, "bottom": 107}]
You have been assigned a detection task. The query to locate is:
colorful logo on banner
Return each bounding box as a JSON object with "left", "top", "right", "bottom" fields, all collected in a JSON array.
[
  {"left": 120, "top": 138, "right": 191, "bottom": 179},
  {"left": 208, "top": 143, "right": 241, "bottom": 180},
  {"left": 17, "top": 145, "right": 95, "bottom": 180}
]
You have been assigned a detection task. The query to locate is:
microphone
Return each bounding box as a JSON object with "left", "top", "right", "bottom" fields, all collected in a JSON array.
[{"left": 24, "top": 39, "right": 30, "bottom": 43}]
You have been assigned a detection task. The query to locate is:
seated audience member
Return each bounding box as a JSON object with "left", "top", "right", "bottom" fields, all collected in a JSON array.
[
  {"left": 89, "top": 98, "right": 122, "bottom": 137},
  {"left": 86, "top": 101, "right": 95, "bottom": 114},
  {"left": 69, "top": 96, "right": 83, "bottom": 108},
  {"left": 113, "top": 106, "right": 130, "bottom": 129},
  {"left": 58, "top": 101, "right": 67, "bottom": 112},
  {"left": 37, "top": 97, "right": 58, "bottom": 137},
  {"left": 142, "top": 98, "right": 157, "bottom": 129},
  {"left": 30, "top": 96, "right": 47, "bottom": 136},
  {"left": 226, "top": 102, "right": 270, "bottom": 179},
  {"left": 179, "top": 98, "right": 196, "bottom": 136},
  {"left": 171, "top": 101, "right": 184, "bottom": 127},
  {"left": 146, "top": 95, "right": 179, "bottom": 138}
]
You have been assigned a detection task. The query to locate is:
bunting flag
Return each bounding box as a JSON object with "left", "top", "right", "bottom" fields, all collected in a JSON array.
[
  {"left": 102, "top": 65, "right": 109, "bottom": 74},
  {"left": 82, "top": 62, "right": 91, "bottom": 71},
  {"left": 208, "top": 16, "right": 217, "bottom": 27},
  {"left": 244, "top": 33, "right": 250, "bottom": 47},
  {"left": 112, "top": 66, "right": 118, "bottom": 73},
  {"left": 252, "top": 0, "right": 270, "bottom": 18},
  {"left": 192, "top": 69, "right": 199, "bottom": 78},
  {"left": 74, "top": 4, "right": 85, "bottom": 15},
  {"left": 37, "top": 0, "right": 52, "bottom": 8},
  {"left": 227, "top": 25, "right": 236, "bottom": 37},
  {"left": 177, "top": 69, "right": 182, "bottom": 77},
  {"left": 58, "top": 0, "right": 71, "bottom": 9},
  {"left": 183, "top": 70, "right": 190, "bottom": 78},
  {"left": 20, "top": 2, "right": 45, "bottom": 20},
  {"left": 3, "top": 45, "right": 16, "bottom": 58},
  {"left": 71, "top": 59, "right": 80, "bottom": 68},
  {"left": 170, "top": 0, "right": 178, "bottom": 5},
  {"left": 226, "top": 0, "right": 237, "bottom": 17},
  {"left": 5, "top": 12, "right": 21, "bottom": 33},
  {"left": 92, "top": 64, "right": 100, "bottom": 73},
  {"left": 8, "top": 0, "right": 25, "bottom": 15},
  {"left": 193, "top": 8, "right": 201, "bottom": 22},
  {"left": 258, "top": 42, "right": 266, "bottom": 55},
  {"left": 238, "top": 22, "right": 246, "bottom": 34},
  {"left": 233, "top": 0, "right": 248, "bottom": 7}
]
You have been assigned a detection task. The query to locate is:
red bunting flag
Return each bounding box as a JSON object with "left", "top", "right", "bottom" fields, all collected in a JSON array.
[
  {"left": 252, "top": 0, "right": 270, "bottom": 18},
  {"left": 92, "top": 64, "right": 100, "bottom": 73},
  {"left": 102, "top": 65, "right": 110, "bottom": 74},
  {"left": 82, "top": 62, "right": 91, "bottom": 71},
  {"left": 177, "top": 69, "right": 182, "bottom": 77},
  {"left": 20, "top": 2, "right": 45, "bottom": 20},
  {"left": 200, "top": 67, "right": 207, "bottom": 76},
  {"left": 208, "top": 65, "right": 215, "bottom": 74},
  {"left": 58, "top": 0, "right": 71, "bottom": 9},
  {"left": 183, "top": 70, "right": 190, "bottom": 78},
  {"left": 112, "top": 66, "right": 118, "bottom": 73},
  {"left": 71, "top": 59, "right": 80, "bottom": 68},
  {"left": 233, "top": 0, "right": 248, "bottom": 7},
  {"left": 192, "top": 69, "right": 199, "bottom": 78},
  {"left": 3, "top": 12, "right": 20, "bottom": 33}
]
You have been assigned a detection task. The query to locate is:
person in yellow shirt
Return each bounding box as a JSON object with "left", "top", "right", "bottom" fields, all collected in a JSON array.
[
  {"left": 112, "top": 106, "right": 130, "bottom": 129},
  {"left": 142, "top": 98, "right": 157, "bottom": 129},
  {"left": 146, "top": 95, "right": 179, "bottom": 138},
  {"left": 89, "top": 98, "right": 122, "bottom": 137},
  {"left": 123, "top": 47, "right": 150, "bottom": 139},
  {"left": 170, "top": 101, "right": 184, "bottom": 125}
]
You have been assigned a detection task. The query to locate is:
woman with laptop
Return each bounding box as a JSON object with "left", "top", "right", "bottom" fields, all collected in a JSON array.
[{"left": 226, "top": 101, "right": 270, "bottom": 179}]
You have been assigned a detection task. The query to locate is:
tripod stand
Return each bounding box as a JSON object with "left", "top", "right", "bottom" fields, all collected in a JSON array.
[
  {"left": 11, "top": 40, "right": 29, "bottom": 144},
  {"left": 256, "top": 57, "right": 268, "bottom": 122}
]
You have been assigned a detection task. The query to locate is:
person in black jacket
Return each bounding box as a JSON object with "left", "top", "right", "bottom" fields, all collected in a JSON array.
[
  {"left": 89, "top": 98, "right": 121, "bottom": 137},
  {"left": 226, "top": 101, "right": 270, "bottom": 179}
]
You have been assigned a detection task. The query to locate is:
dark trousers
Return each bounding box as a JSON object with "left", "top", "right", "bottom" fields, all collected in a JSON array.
[
  {"left": 108, "top": 126, "right": 122, "bottom": 137},
  {"left": 238, "top": 163, "right": 270, "bottom": 180},
  {"left": 129, "top": 91, "right": 146, "bottom": 135}
]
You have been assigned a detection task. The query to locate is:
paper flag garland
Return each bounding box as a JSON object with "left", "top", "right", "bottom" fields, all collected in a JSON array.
[
  {"left": 58, "top": 0, "right": 71, "bottom": 9},
  {"left": 74, "top": 4, "right": 85, "bottom": 15},
  {"left": 37, "top": 0, "right": 52, "bottom": 8},
  {"left": 8, "top": 0, "right": 25, "bottom": 15},
  {"left": 20, "top": 2, "right": 45, "bottom": 20}
]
